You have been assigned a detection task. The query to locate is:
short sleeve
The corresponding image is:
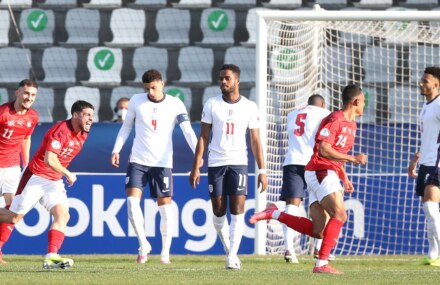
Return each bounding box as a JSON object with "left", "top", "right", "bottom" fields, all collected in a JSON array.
[{"left": 201, "top": 98, "right": 213, "bottom": 124}]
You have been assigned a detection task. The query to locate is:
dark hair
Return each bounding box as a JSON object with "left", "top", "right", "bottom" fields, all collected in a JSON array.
[
  {"left": 142, "top": 69, "right": 162, "bottom": 83},
  {"left": 342, "top": 84, "right": 362, "bottom": 105},
  {"left": 424, "top": 66, "right": 440, "bottom": 82},
  {"left": 307, "top": 94, "right": 325, "bottom": 106},
  {"left": 18, "top": 79, "right": 38, "bottom": 89},
  {"left": 71, "top": 100, "right": 94, "bottom": 115},
  {"left": 221, "top": 64, "right": 241, "bottom": 79}
]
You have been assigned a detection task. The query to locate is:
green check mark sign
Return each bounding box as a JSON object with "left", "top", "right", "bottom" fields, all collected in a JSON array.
[
  {"left": 208, "top": 10, "right": 228, "bottom": 32},
  {"left": 27, "top": 10, "right": 48, "bottom": 32},
  {"left": 277, "top": 48, "right": 298, "bottom": 70},
  {"left": 167, "top": 88, "right": 185, "bottom": 103},
  {"left": 94, "top": 49, "right": 115, "bottom": 71}
]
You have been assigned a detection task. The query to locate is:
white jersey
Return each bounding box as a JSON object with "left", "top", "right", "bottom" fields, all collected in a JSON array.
[
  {"left": 419, "top": 95, "right": 440, "bottom": 166},
  {"left": 112, "top": 93, "right": 191, "bottom": 168},
  {"left": 202, "top": 95, "right": 260, "bottom": 167},
  {"left": 283, "top": 105, "right": 330, "bottom": 166}
]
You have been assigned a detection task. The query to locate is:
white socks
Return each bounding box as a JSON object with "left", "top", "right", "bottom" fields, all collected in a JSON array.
[
  {"left": 283, "top": 204, "right": 302, "bottom": 254},
  {"left": 423, "top": 201, "right": 440, "bottom": 260},
  {"left": 159, "top": 204, "right": 174, "bottom": 260},
  {"left": 127, "top": 196, "right": 151, "bottom": 252},
  {"left": 229, "top": 213, "right": 244, "bottom": 258},
  {"left": 213, "top": 215, "right": 230, "bottom": 254}
]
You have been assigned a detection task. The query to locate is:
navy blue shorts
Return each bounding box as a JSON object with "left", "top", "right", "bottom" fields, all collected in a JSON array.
[
  {"left": 125, "top": 162, "right": 173, "bottom": 198},
  {"left": 280, "top": 164, "right": 307, "bottom": 201},
  {"left": 208, "top": 165, "right": 248, "bottom": 198},
  {"left": 416, "top": 164, "right": 437, "bottom": 197}
]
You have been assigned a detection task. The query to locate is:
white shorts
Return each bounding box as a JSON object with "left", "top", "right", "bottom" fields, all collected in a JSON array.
[
  {"left": 305, "top": 170, "right": 343, "bottom": 206},
  {"left": 10, "top": 173, "right": 68, "bottom": 215},
  {"left": 0, "top": 166, "right": 21, "bottom": 195}
]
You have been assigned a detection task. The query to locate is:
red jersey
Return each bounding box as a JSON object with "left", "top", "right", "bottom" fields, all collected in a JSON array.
[
  {"left": 0, "top": 102, "right": 38, "bottom": 168},
  {"left": 305, "top": 110, "right": 357, "bottom": 178},
  {"left": 28, "top": 120, "right": 88, "bottom": 181}
]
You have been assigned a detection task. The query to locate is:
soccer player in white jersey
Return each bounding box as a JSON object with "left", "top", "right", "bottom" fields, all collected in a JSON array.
[
  {"left": 281, "top": 94, "right": 330, "bottom": 263},
  {"left": 0, "top": 79, "right": 39, "bottom": 264},
  {"left": 189, "top": 64, "right": 268, "bottom": 270},
  {"left": 408, "top": 66, "right": 440, "bottom": 266},
  {"left": 111, "top": 69, "right": 198, "bottom": 264}
]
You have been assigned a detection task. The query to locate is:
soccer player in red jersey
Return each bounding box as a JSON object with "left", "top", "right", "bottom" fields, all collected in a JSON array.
[
  {"left": 250, "top": 85, "right": 367, "bottom": 274},
  {"left": 0, "top": 100, "right": 94, "bottom": 269},
  {"left": 0, "top": 79, "right": 39, "bottom": 264}
]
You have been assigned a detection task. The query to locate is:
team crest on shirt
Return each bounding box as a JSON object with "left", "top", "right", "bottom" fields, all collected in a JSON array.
[
  {"left": 51, "top": 140, "right": 61, "bottom": 150},
  {"left": 320, "top": 128, "right": 330, "bottom": 137},
  {"left": 27, "top": 121, "right": 32, "bottom": 128},
  {"left": 228, "top": 109, "right": 234, "bottom": 117},
  {"left": 153, "top": 107, "right": 157, "bottom": 114}
]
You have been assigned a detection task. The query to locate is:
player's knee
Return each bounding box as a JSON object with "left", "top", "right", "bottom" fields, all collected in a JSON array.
[{"left": 333, "top": 210, "right": 347, "bottom": 223}]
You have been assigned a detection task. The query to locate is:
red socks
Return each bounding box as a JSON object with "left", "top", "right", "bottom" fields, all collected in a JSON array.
[
  {"left": 0, "top": 222, "right": 14, "bottom": 249},
  {"left": 319, "top": 218, "right": 343, "bottom": 260},
  {"left": 47, "top": 229, "right": 65, "bottom": 254},
  {"left": 278, "top": 212, "right": 314, "bottom": 237}
]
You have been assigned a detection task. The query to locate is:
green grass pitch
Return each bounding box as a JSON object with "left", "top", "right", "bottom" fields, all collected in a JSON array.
[{"left": 0, "top": 255, "right": 439, "bottom": 285}]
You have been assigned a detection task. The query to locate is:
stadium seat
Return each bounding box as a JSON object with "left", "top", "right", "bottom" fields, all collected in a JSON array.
[
  {"left": 0, "top": 10, "right": 9, "bottom": 47},
  {"left": 352, "top": 0, "right": 392, "bottom": 9},
  {"left": 196, "top": 8, "right": 235, "bottom": 47},
  {"left": 40, "top": 47, "right": 77, "bottom": 88},
  {"left": 149, "top": 8, "right": 191, "bottom": 47},
  {"left": 408, "top": 46, "right": 440, "bottom": 84},
  {"left": 338, "top": 8, "right": 373, "bottom": 46},
  {"left": 81, "top": 47, "right": 122, "bottom": 87},
  {"left": 383, "top": 7, "right": 419, "bottom": 46},
  {"left": 164, "top": 86, "right": 192, "bottom": 114},
  {"left": 60, "top": 8, "right": 100, "bottom": 48},
  {"left": 324, "top": 47, "right": 352, "bottom": 86},
  {"left": 224, "top": 47, "right": 256, "bottom": 88},
  {"left": 218, "top": 0, "right": 256, "bottom": 9},
  {"left": 309, "top": 0, "right": 348, "bottom": 9},
  {"left": 64, "top": 86, "right": 100, "bottom": 121},
  {"left": 202, "top": 86, "right": 220, "bottom": 105},
  {"left": 269, "top": 47, "right": 306, "bottom": 85},
  {"left": 38, "top": 0, "right": 77, "bottom": 9},
  {"left": 0, "top": 88, "right": 9, "bottom": 105},
  {"left": 83, "top": 0, "right": 121, "bottom": 9},
  {"left": 0, "top": 0, "right": 31, "bottom": 9},
  {"left": 241, "top": 8, "right": 269, "bottom": 47},
  {"left": 387, "top": 85, "right": 422, "bottom": 123},
  {"left": 128, "top": 0, "right": 166, "bottom": 9},
  {"left": 262, "top": 0, "right": 301, "bottom": 8},
  {"left": 127, "top": 47, "right": 168, "bottom": 86},
  {"left": 399, "top": 0, "right": 438, "bottom": 8},
  {"left": 0, "top": 47, "right": 31, "bottom": 87},
  {"left": 16, "top": 9, "right": 55, "bottom": 47},
  {"left": 359, "top": 86, "right": 377, "bottom": 123},
  {"left": 172, "top": 0, "right": 211, "bottom": 8},
  {"left": 33, "top": 87, "right": 54, "bottom": 122},
  {"left": 104, "top": 8, "right": 146, "bottom": 48},
  {"left": 362, "top": 47, "right": 396, "bottom": 84},
  {"left": 172, "top": 47, "right": 214, "bottom": 87},
  {"left": 110, "top": 86, "right": 143, "bottom": 112}
]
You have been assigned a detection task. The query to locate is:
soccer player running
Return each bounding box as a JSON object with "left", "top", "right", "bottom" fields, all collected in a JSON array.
[
  {"left": 0, "top": 100, "right": 94, "bottom": 269},
  {"left": 281, "top": 94, "right": 330, "bottom": 264},
  {"left": 189, "top": 64, "right": 268, "bottom": 270},
  {"left": 408, "top": 66, "right": 440, "bottom": 266},
  {"left": 0, "top": 79, "right": 39, "bottom": 264},
  {"left": 111, "top": 69, "right": 198, "bottom": 264},
  {"left": 250, "top": 85, "right": 367, "bottom": 274}
]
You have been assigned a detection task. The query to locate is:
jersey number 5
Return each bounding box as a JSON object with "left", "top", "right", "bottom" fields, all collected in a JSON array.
[{"left": 294, "top": 113, "right": 307, "bottom": 136}]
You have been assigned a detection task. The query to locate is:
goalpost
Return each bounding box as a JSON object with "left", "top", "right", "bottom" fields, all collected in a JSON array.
[{"left": 254, "top": 6, "right": 440, "bottom": 255}]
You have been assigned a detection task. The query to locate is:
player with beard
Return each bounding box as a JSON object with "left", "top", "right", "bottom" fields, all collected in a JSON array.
[
  {"left": 0, "top": 79, "right": 39, "bottom": 264},
  {"left": 190, "top": 64, "right": 268, "bottom": 270},
  {"left": 0, "top": 100, "right": 94, "bottom": 269}
]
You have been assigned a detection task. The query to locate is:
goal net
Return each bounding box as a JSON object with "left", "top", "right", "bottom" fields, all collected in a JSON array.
[{"left": 254, "top": 6, "right": 440, "bottom": 256}]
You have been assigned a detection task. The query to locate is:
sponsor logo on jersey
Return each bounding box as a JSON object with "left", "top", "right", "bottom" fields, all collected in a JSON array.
[
  {"left": 320, "top": 128, "right": 330, "bottom": 137},
  {"left": 51, "top": 140, "right": 61, "bottom": 150}
]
